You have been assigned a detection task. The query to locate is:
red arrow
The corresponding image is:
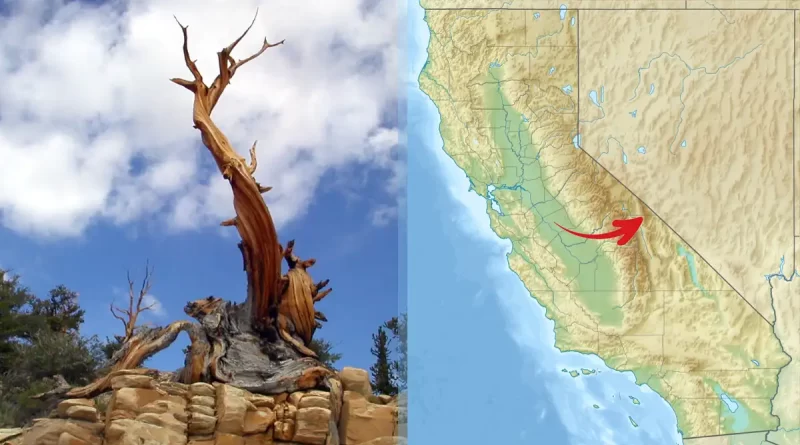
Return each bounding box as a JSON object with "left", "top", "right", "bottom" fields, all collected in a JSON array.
[{"left": 555, "top": 217, "right": 643, "bottom": 246}]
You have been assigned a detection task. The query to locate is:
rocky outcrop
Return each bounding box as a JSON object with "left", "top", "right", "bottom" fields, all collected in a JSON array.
[
  {"left": 0, "top": 428, "right": 24, "bottom": 445},
  {"left": 16, "top": 368, "right": 403, "bottom": 445}
]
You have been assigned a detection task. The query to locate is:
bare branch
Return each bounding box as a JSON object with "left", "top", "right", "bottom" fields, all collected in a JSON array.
[
  {"left": 110, "top": 304, "right": 128, "bottom": 333},
  {"left": 173, "top": 15, "right": 204, "bottom": 84},
  {"left": 170, "top": 77, "right": 197, "bottom": 92},
  {"left": 257, "top": 184, "right": 273, "bottom": 194},
  {"left": 229, "top": 38, "right": 285, "bottom": 78},
  {"left": 207, "top": 9, "right": 260, "bottom": 106},
  {"left": 313, "top": 288, "right": 332, "bottom": 303},
  {"left": 114, "top": 263, "right": 156, "bottom": 342},
  {"left": 248, "top": 140, "right": 258, "bottom": 174},
  {"left": 314, "top": 279, "right": 329, "bottom": 291},
  {"left": 283, "top": 239, "right": 297, "bottom": 266},
  {"left": 221, "top": 217, "right": 238, "bottom": 227},
  {"left": 206, "top": 10, "right": 285, "bottom": 112},
  {"left": 135, "top": 262, "right": 154, "bottom": 314},
  {"left": 221, "top": 8, "right": 260, "bottom": 69}
]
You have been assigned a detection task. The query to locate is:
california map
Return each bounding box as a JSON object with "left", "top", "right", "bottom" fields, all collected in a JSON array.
[{"left": 418, "top": 0, "right": 800, "bottom": 443}]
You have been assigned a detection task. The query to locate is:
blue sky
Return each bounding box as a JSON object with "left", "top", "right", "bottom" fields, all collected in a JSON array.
[
  {"left": 0, "top": 0, "right": 402, "bottom": 372},
  {"left": 0, "top": 165, "right": 400, "bottom": 372}
]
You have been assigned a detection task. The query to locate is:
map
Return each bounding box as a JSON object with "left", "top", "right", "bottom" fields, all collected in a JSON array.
[{"left": 412, "top": 0, "right": 800, "bottom": 443}]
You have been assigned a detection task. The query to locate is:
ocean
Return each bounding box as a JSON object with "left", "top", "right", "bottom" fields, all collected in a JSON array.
[{"left": 405, "top": 2, "right": 685, "bottom": 444}]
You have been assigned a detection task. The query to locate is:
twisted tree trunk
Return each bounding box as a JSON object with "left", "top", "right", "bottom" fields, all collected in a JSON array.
[{"left": 38, "top": 11, "right": 336, "bottom": 400}]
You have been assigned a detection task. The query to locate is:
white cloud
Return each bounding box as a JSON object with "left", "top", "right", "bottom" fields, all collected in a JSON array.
[
  {"left": 0, "top": 0, "right": 399, "bottom": 238},
  {"left": 370, "top": 203, "right": 398, "bottom": 227},
  {"left": 141, "top": 293, "right": 166, "bottom": 318}
]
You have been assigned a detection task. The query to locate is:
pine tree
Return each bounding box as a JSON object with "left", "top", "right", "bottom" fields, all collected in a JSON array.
[
  {"left": 370, "top": 326, "right": 397, "bottom": 396},
  {"left": 0, "top": 270, "right": 37, "bottom": 374},
  {"left": 385, "top": 314, "right": 407, "bottom": 390},
  {"left": 30, "top": 285, "right": 85, "bottom": 333},
  {"left": 0, "top": 270, "right": 104, "bottom": 427}
]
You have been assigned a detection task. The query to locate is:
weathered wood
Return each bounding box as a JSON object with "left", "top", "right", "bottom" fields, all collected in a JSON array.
[
  {"left": 184, "top": 296, "right": 333, "bottom": 394},
  {"left": 36, "top": 11, "right": 340, "bottom": 401},
  {"left": 169, "top": 12, "right": 292, "bottom": 334},
  {"left": 169, "top": 11, "right": 332, "bottom": 353},
  {"left": 38, "top": 295, "right": 334, "bottom": 400}
]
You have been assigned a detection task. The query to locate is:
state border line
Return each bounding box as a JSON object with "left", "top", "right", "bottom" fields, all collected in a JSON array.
[
  {"left": 571, "top": 119, "right": 776, "bottom": 329},
  {"left": 424, "top": 5, "right": 785, "bottom": 326},
  {"left": 684, "top": 429, "right": 772, "bottom": 440},
  {"left": 572, "top": 8, "right": 775, "bottom": 327}
]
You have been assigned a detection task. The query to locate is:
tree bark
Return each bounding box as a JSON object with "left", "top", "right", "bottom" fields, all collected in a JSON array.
[{"left": 37, "top": 12, "right": 338, "bottom": 400}]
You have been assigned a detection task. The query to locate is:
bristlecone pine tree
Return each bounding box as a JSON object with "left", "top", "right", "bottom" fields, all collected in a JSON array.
[{"left": 36, "top": 10, "right": 336, "bottom": 401}]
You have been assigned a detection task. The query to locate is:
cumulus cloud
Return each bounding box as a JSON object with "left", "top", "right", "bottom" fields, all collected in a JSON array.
[
  {"left": 0, "top": 0, "right": 400, "bottom": 238},
  {"left": 141, "top": 293, "right": 166, "bottom": 317}
]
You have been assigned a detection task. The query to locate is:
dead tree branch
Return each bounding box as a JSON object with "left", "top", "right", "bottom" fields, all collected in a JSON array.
[{"left": 110, "top": 262, "right": 156, "bottom": 342}]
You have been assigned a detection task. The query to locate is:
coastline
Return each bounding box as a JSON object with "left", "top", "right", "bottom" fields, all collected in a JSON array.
[{"left": 405, "top": 1, "right": 686, "bottom": 443}]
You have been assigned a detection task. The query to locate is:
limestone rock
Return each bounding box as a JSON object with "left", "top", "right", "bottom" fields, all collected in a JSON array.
[
  {"left": 189, "top": 404, "right": 215, "bottom": 417},
  {"left": 136, "top": 412, "right": 187, "bottom": 435},
  {"left": 337, "top": 368, "right": 371, "bottom": 398},
  {"left": 191, "top": 396, "right": 216, "bottom": 408},
  {"left": 358, "top": 438, "right": 407, "bottom": 445},
  {"left": 293, "top": 407, "right": 331, "bottom": 445},
  {"left": 305, "top": 390, "right": 330, "bottom": 399},
  {"left": 297, "top": 395, "right": 330, "bottom": 410},
  {"left": 273, "top": 420, "right": 295, "bottom": 442},
  {"left": 159, "top": 382, "right": 189, "bottom": 397},
  {"left": 23, "top": 419, "right": 102, "bottom": 445},
  {"left": 190, "top": 383, "right": 215, "bottom": 398},
  {"left": 338, "top": 392, "right": 396, "bottom": 445},
  {"left": 243, "top": 410, "right": 275, "bottom": 435},
  {"left": 288, "top": 392, "right": 304, "bottom": 407},
  {"left": 0, "top": 428, "right": 24, "bottom": 444},
  {"left": 106, "top": 410, "right": 134, "bottom": 422},
  {"left": 377, "top": 395, "right": 393, "bottom": 405},
  {"left": 214, "top": 433, "right": 244, "bottom": 445},
  {"left": 243, "top": 433, "right": 273, "bottom": 445},
  {"left": 111, "top": 388, "right": 184, "bottom": 416},
  {"left": 56, "top": 400, "right": 95, "bottom": 418},
  {"left": 327, "top": 379, "right": 343, "bottom": 424},
  {"left": 216, "top": 384, "right": 245, "bottom": 398},
  {"left": 64, "top": 406, "right": 98, "bottom": 423},
  {"left": 187, "top": 439, "right": 215, "bottom": 445},
  {"left": 275, "top": 403, "right": 297, "bottom": 422},
  {"left": 216, "top": 385, "right": 248, "bottom": 435},
  {"left": 248, "top": 395, "right": 275, "bottom": 410},
  {"left": 110, "top": 375, "right": 155, "bottom": 390},
  {"left": 56, "top": 431, "right": 97, "bottom": 445},
  {"left": 140, "top": 400, "right": 186, "bottom": 416},
  {"left": 105, "top": 419, "right": 186, "bottom": 445},
  {"left": 187, "top": 413, "right": 216, "bottom": 436}
]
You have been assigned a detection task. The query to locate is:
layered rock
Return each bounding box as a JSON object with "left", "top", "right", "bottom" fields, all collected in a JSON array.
[{"left": 16, "top": 367, "right": 403, "bottom": 445}]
